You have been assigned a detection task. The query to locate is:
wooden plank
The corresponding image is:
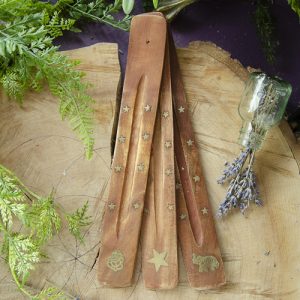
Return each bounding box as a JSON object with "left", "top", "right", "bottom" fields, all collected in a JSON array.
[
  {"left": 0, "top": 41, "right": 299, "bottom": 300},
  {"left": 97, "top": 14, "right": 167, "bottom": 288},
  {"left": 141, "top": 36, "right": 178, "bottom": 289},
  {"left": 169, "top": 37, "right": 225, "bottom": 289}
]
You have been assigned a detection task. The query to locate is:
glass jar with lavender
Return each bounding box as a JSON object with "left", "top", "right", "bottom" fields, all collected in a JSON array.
[{"left": 217, "top": 72, "right": 292, "bottom": 216}]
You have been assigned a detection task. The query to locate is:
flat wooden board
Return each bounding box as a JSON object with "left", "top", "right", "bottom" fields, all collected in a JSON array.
[{"left": 0, "top": 42, "right": 300, "bottom": 300}]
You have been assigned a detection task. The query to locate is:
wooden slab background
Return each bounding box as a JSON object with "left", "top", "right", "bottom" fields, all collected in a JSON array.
[{"left": 0, "top": 42, "right": 300, "bottom": 300}]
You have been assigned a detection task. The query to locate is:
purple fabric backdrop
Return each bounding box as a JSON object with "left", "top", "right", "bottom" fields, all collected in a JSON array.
[{"left": 55, "top": 0, "right": 300, "bottom": 119}]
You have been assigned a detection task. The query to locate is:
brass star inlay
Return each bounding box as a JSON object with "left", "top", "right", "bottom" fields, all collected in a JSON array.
[
  {"left": 162, "top": 111, "right": 169, "bottom": 119},
  {"left": 193, "top": 175, "right": 200, "bottom": 183},
  {"left": 165, "top": 168, "right": 173, "bottom": 176},
  {"left": 137, "top": 163, "right": 145, "bottom": 172},
  {"left": 179, "top": 213, "right": 187, "bottom": 220},
  {"left": 132, "top": 202, "right": 140, "bottom": 209},
  {"left": 108, "top": 202, "right": 116, "bottom": 211},
  {"left": 201, "top": 207, "right": 208, "bottom": 215},
  {"left": 164, "top": 141, "right": 172, "bottom": 149},
  {"left": 118, "top": 135, "right": 126, "bottom": 143},
  {"left": 142, "top": 132, "right": 150, "bottom": 141},
  {"left": 178, "top": 106, "right": 185, "bottom": 113},
  {"left": 114, "top": 165, "right": 122, "bottom": 173},
  {"left": 122, "top": 105, "right": 130, "bottom": 113},
  {"left": 167, "top": 203, "right": 175, "bottom": 210},
  {"left": 147, "top": 249, "right": 168, "bottom": 272},
  {"left": 144, "top": 104, "right": 152, "bottom": 112},
  {"left": 187, "top": 139, "right": 194, "bottom": 147}
]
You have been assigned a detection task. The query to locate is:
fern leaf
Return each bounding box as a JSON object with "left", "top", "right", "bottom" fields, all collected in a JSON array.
[
  {"left": 46, "top": 11, "right": 75, "bottom": 37},
  {"left": 0, "top": 71, "right": 25, "bottom": 102},
  {"left": 35, "top": 287, "right": 67, "bottom": 300},
  {"left": 8, "top": 233, "right": 40, "bottom": 280},
  {"left": 60, "top": 92, "right": 94, "bottom": 159},
  {"left": 0, "top": 32, "right": 95, "bottom": 157},
  {"left": 288, "top": 0, "right": 300, "bottom": 18},
  {"left": 66, "top": 201, "right": 92, "bottom": 243},
  {"left": 26, "top": 193, "right": 61, "bottom": 244},
  {"left": 0, "top": 168, "right": 27, "bottom": 228}
]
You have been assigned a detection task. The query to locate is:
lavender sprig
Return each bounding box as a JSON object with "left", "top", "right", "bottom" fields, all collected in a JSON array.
[
  {"left": 217, "top": 151, "right": 262, "bottom": 217},
  {"left": 217, "top": 147, "right": 250, "bottom": 184}
]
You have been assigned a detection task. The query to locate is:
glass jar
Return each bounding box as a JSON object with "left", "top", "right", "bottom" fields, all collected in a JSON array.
[{"left": 238, "top": 72, "right": 292, "bottom": 150}]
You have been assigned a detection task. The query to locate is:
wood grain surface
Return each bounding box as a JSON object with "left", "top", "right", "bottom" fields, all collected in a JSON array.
[
  {"left": 169, "top": 35, "right": 225, "bottom": 290},
  {"left": 97, "top": 14, "right": 168, "bottom": 288},
  {"left": 0, "top": 41, "right": 300, "bottom": 300},
  {"left": 141, "top": 34, "right": 178, "bottom": 290}
]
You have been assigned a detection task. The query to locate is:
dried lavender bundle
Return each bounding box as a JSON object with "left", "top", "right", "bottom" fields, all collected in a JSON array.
[
  {"left": 217, "top": 147, "right": 250, "bottom": 184},
  {"left": 217, "top": 149, "right": 262, "bottom": 217},
  {"left": 217, "top": 72, "right": 291, "bottom": 217}
]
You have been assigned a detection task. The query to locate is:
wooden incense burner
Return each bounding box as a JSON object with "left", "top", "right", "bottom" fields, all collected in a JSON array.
[{"left": 97, "top": 12, "right": 225, "bottom": 290}]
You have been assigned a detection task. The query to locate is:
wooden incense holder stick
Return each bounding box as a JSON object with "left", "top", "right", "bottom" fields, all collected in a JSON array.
[
  {"left": 169, "top": 33, "right": 226, "bottom": 289},
  {"left": 97, "top": 14, "right": 167, "bottom": 287},
  {"left": 141, "top": 35, "right": 178, "bottom": 290}
]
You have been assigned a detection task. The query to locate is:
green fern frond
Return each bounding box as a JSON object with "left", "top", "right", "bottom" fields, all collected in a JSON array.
[
  {"left": 0, "top": 71, "right": 25, "bottom": 102},
  {"left": 0, "top": 164, "right": 93, "bottom": 298},
  {"left": 8, "top": 233, "right": 40, "bottom": 280},
  {"left": 0, "top": 17, "right": 50, "bottom": 60},
  {"left": 0, "top": 168, "right": 27, "bottom": 228},
  {"left": 34, "top": 287, "right": 67, "bottom": 300},
  {"left": 288, "top": 0, "right": 300, "bottom": 18},
  {"left": 1, "top": 24, "right": 95, "bottom": 157},
  {"left": 26, "top": 193, "right": 61, "bottom": 244},
  {"left": 66, "top": 201, "right": 92, "bottom": 243},
  {"left": 66, "top": 0, "right": 132, "bottom": 31},
  {"left": 46, "top": 11, "right": 75, "bottom": 38},
  {"left": 0, "top": 0, "right": 134, "bottom": 158},
  {"left": 58, "top": 87, "right": 95, "bottom": 159}
]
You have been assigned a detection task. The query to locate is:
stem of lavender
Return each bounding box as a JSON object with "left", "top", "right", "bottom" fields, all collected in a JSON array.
[{"left": 217, "top": 148, "right": 261, "bottom": 217}]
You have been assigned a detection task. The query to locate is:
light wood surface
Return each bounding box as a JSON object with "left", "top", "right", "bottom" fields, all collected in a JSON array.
[{"left": 0, "top": 41, "right": 299, "bottom": 299}]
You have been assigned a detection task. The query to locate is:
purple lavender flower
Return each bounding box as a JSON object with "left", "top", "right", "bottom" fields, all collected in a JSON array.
[
  {"left": 217, "top": 147, "right": 250, "bottom": 184},
  {"left": 217, "top": 152, "right": 262, "bottom": 217}
]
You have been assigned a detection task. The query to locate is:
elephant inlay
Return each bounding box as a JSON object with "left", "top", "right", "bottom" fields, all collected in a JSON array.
[{"left": 192, "top": 253, "right": 219, "bottom": 272}]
